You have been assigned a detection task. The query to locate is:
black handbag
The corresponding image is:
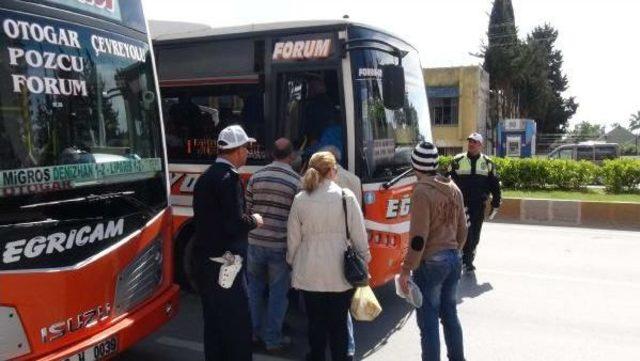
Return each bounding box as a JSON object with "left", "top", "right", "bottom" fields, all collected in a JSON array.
[{"left": 342, "top": 190, "right": 369, "bottom": 287}]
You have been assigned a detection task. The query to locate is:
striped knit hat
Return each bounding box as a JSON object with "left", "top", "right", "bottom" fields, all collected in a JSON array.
[{"left": 411, "top": 141, "right": 439, "bottom": 173}]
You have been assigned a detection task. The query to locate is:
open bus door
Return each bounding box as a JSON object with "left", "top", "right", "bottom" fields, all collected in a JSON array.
[{"left": 273, "top": 69, "right": 345, "bottom": 171}]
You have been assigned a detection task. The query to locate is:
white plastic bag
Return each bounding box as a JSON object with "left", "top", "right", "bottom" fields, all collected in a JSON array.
[
  {"left": 394, "top": 274, "right": 423, "bottom": 308},
  {"left": 350, "top": 286, "right": 382, "bottom": 321}
]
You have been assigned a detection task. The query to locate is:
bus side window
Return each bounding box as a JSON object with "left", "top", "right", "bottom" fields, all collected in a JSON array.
[{"left": 162, "top": 86, "right": 266, "bottom": 163}]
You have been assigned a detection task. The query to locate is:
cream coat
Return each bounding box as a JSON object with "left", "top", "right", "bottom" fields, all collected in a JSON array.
[{"left": 287, "top": 180, "right": 371, "bottom": 292}]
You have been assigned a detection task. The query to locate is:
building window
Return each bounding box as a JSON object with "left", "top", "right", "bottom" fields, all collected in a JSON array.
[{"left": 429, "top": 97, "right": 459, "bottom": 126}]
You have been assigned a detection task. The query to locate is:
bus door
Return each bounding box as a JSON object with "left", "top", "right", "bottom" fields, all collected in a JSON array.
[{"left": 273, "top": 69, "right": 346, "bottom": 169}]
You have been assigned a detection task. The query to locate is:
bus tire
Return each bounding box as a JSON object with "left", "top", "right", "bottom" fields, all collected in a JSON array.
[{"left": 174, "top": 225, "right": 199, "bottom": 294}]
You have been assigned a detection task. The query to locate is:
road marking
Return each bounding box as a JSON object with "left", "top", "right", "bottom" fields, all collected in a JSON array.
[
  {"left": 481, "top": 268, "right": 640, "bottom": 289},
  {"left": 155, "top": 336, "right": 292, "bottom": 360}
]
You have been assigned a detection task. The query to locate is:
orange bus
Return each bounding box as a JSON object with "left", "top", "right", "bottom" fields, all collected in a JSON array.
[
  {"left": 0, "top": 1, "right": 179, "bottom": 360},
  {"left": 151, "top": 20, "right": 432, "bottom": 289}
]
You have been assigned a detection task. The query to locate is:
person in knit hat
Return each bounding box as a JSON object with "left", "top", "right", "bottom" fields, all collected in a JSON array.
[{"left": 398, "top": 141, "right": 468, "bottom": 361}]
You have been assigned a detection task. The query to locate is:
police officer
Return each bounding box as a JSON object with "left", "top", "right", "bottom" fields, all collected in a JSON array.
[
  {"left": 192, "top": 125, "right": 264, "bottom": 361},
  {"left": 449, "top": 132, "right": 501, "bottom": 272}
]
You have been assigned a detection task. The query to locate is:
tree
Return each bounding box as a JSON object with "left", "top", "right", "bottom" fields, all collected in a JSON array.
[
  {"left": 630, "top": 111, "right": 640, "bottom": 133},
  {"left": 630, "top": 111, "right": 640, "bottom": 155},
  {"left": 480, "top": 3, "right": 578, "bottom": 149},
  {"left": 483, "top": 0, "right": 523, "bottom": 121},
  {"left": 518, "top": 24, "right": 578, "bottom": 134},
  {"left": 567, "top": 121, "right": 604, "bottom": 143}
]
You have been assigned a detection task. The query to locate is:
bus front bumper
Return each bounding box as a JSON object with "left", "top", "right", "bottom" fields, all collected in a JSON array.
[{"left": 16, "top": 284, "right": 180, "bottom": 361}]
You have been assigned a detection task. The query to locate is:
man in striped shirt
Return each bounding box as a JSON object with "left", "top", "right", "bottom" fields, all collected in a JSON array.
[{"left": 245, "top": 138, "right": 301, "bottom": 354}]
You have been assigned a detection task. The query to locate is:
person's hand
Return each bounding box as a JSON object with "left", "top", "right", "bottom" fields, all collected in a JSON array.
[
  {"left": 252, "top": 213, "right": 264, "bottom": 227},
  {"left": 399, "top": 269, "right": 411, "bottom": 295}
]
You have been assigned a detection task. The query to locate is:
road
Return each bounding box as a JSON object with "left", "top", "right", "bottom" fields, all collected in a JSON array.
[{"left": 116, "top": 222, "right": 640, "bottom": 360}]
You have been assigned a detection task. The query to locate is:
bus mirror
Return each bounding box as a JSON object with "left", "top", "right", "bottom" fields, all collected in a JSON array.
[
  {"left": 142, "top": 91, "right": 156, "bottom": 110},
  {"left": 382, "top": 64, "right": 405, "bottom": 110}
]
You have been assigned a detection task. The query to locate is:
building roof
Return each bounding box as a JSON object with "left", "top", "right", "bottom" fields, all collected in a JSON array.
[{"left": 597, "top": 125, "right": 637, "bottom": 145}]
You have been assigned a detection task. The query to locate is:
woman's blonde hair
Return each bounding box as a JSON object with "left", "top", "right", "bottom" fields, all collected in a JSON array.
[{"left": 302, "top": 151, "right": 337, "bottom": 193}]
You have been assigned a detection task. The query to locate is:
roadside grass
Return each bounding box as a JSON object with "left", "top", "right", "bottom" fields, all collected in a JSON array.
[{"left": 504, "top": 188, "right": 640, "bottom": 203}]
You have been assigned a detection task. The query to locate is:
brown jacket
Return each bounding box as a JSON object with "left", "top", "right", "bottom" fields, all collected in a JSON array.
[{"left": 402, "top": 174, "right": 468, "bottom": 271}]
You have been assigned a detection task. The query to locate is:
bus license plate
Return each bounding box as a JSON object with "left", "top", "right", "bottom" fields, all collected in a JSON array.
[{"left": 62, "top": 336, "right": 118, "bottom": 361}]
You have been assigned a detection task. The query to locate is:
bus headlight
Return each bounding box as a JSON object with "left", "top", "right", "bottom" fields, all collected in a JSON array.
[
  {"left": 114, "top": 239, "right": 164, "bottom": 316},
  {"left": 0, "top": 307, "right": 30, "bottom": 360}
]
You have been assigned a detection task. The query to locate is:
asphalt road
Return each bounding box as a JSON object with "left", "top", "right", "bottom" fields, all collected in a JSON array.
[{"left": 115, "top": 222, "right": 640, "bottom": 360}]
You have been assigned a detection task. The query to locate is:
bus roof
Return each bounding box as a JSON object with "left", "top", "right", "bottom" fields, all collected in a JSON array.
[{"left": 149, "top": 19, "right": 417, "bottom": 50}]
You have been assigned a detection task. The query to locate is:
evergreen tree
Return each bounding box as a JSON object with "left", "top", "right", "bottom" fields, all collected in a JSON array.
[
  {"left": 484, "top": 0, "right": 523, "bottom": 120},
  {"left": 481, "top": 2, "right": 579, "bottom": 149},
  {"left": 519, "top": 25, "right": 578, "bottom": 134}
]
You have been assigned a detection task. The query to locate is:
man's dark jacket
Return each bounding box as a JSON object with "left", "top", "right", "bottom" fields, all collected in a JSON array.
[{"left": 192, "top": 162, "right": 257, "bottom": 261}]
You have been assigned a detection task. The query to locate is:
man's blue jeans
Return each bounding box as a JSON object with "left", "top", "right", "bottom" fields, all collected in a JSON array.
[
  {"left": 413, "top": 249, "right": 465, "bottom": 361},
  {"left": 247, "top": 244, "right": 290, "bottom": 348}
]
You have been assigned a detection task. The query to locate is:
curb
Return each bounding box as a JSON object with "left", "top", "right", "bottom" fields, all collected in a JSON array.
[{"left": 491, "top": 198, "right": 640, "bottom": 230}]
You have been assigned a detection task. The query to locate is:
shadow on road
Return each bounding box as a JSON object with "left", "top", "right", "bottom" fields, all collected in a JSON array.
[
  {"left": 117, "top": 273, "right": 491, "bottom": 360},
  {"left": 355, "top": 283, "right": 414, "bottom": 360},
  {"left": 457, "top": 271, "right": 493, "bottom": 303}
]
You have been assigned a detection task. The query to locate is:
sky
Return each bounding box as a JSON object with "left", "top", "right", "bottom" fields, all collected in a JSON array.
[{"left": 143, "top": 0, "right": 640, "bottom": 130}]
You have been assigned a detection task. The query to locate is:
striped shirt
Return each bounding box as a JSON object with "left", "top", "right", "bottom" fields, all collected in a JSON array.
[{"left": 246, "top": 161, "right": 301, "bottom": 248}]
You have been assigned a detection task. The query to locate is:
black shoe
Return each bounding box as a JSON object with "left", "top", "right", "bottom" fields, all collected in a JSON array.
[
  {"left": 252, "top": 337, "right": 264, "bottom": 351},
  {"left": 265, "top": 345, "right": 289, "bottom": 356}
]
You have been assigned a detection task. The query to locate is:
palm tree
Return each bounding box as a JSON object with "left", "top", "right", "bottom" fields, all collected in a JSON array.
[
  {"left": 630, "top": 111, "right": 640, "bottom": 132},
  {"left": 630, "top": 111, "right": 640, "bottom": 155}
]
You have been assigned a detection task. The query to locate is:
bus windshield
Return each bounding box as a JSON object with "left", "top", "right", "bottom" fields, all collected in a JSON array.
[
  {"left": 352, "top": 47, "right": 432, "bottom": 180},
  {"left": 0, "top": 9, "right": 165, "bottom": 204}
]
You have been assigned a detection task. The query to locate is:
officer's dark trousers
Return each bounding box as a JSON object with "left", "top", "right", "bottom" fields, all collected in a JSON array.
[
  {"left": 197, "top": 260, "right": 252, "bottom": 361},
  {"left": 463, "top": 202, "right": 485, "bottom": 266}
]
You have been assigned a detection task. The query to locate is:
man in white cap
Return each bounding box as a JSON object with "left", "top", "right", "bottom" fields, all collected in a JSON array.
[
  {"left": 193, "top": 124, "right": 264, "bottom": 361},
  {"left": 399, "top": 141, "right": 468, "bottom": 361},
  {"left": 449, "top": 132, "right": 501, "bottom": 272}
]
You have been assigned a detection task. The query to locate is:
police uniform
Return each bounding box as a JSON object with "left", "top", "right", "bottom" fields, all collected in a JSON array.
[
  {"left": 192, "top": 125, "right": 258, "bottom": 361},
  {"left": 449, "top": 152, "right": 501, "bottom": 270}
]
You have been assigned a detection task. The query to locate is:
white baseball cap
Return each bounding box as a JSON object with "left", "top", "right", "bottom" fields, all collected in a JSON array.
[
  {"left": 467, "top": 132, "right": 484, "bottom": 144},
  {"left": 217, "top": 125, "right": 256, "bottom": 150}
]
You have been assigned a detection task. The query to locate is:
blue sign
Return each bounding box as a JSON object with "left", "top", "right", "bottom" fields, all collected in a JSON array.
[{"left": 364, "top": 191, "right": 376, "bottom": 205}]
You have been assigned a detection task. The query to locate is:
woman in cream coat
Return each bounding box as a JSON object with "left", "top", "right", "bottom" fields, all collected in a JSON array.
[{"left": 287, "top": 151, "right": 371, "bottom": 361}]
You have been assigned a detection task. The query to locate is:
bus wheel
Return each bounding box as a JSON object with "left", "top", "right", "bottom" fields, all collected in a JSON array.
[
  {"left": 174, "top": 227, "right": 199, "bottom": 294},
  {"left": 182, "top": 235, "right": 199, "bottom": 293}
]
